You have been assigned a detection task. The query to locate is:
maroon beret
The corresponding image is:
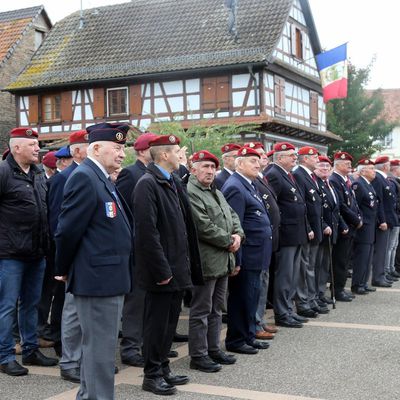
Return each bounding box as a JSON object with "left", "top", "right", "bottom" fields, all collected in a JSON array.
[
  {"left": 318, "top": 155, "right": 332, "bottom": 165},
  {"left": 192, "top": 150, "right": 219, "bottom": 168},
  {"left": 221, "top": 143, "right": 241, "bottom": 154},
  {"left": 390, "top": 159, "right": 400, "bottom": 167},
  {"left": 244, "top": 142, "right": 264, "bottom": 150},
  {"left": 42, "top": 151, "right": 57, "bottom": 169},
  {"left": 10, "top": 127, "right": 38, "bottom": 139},
  {"left": 69, "top": 130, "right": 89, "bottom": 145},
  {"left": 357, "top": 158, "right": 375, "bottom": 166},
  {"left": 273, "top": 142, "right": 295, "bottom": 152},
  {"left": 134, "top": 133, "right": 158, "bottom": 150},
  {"left": 375, "top": 155, "right": 390, "bottom": 164},
  {"left": 266, "top": 150, "right": 275, "bottom": 158},
  {"left": 334, "top": 151, "right": 353, "bottom": 162},
  {"left": 237, "top": 147, "right": 260, "bottom": 158},
  {"left": 149, "top": 135, "right": 180, "bottom": 146},
  {"left": 298, "top": 146, "right": 319, "bottom": 156}
]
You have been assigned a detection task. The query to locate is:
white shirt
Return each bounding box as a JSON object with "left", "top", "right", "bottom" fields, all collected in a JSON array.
[{"left": 87, "top": 156, "right": 109, "bottom": 179}]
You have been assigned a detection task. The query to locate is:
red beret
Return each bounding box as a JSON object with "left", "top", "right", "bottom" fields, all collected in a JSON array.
[
  {"left": 221, "top": 143, "right": 241, "bottom": 154},
  {"left": 2, "top": 148, "right": 10, "bottom": 160},
  {"left": 192, "top": 150, "right": 219, "bottom": 168},
  {"left": 134, "top": 133, "right": 158, "bottom": 150},
  {"left": 375, "top": 155, "right": 390, "bottom": 164},
  {"left": 149, "top": 134, "right": 180, "bottom": 147},
  {"left": 69, "top": 130, "right": 89, "bottom": 145},
  {"left": 244, "top": 142, "right": 264, "bottom": 150},
  {"left": 9, "top": 127, "right": 38, "bottom": 139},
  {"left": 390, "top": 159, "right": 400, "bottom": 167},
  {"left": 357, "top": 158, "right": 375, "bottom": 166},
  {"left": 42, "top": 151, "right": 57, "bottom": 169},
  {"left": 298, "top": 146, "right": 319, "bottom": 156},
  {"left": 334, "top": 151, "right": 353, "bottom": 162},
  {"left": 318, "top": 155, "right": 332, "bottom": 165},
  {"left": 266, "top": 150, "right": 275, "bottom": 158},
  {"left": 273, "top": 142, "right": 295, "bottom": 152},
  {"left": 237, "top": 147, "right": 260, "bottom": 158}
]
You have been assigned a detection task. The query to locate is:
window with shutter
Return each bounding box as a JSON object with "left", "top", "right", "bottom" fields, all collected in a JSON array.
[
  {"left": 41, "top": 94, "right": 61, "bottom": 122},
  {"left": 107, "top": 87, "right": 128, "bottom": 116},
  {"left": 202, "top": 76, "right": 230, "bottom": 112},
  {"left": 274, "top": 77, "right": 285, "bottom": 116},
  {"left": 290, "top": 24, "right": 304, "bottom": 60},
  {"left": 310, "top": 91, "right": 319, "bottom": 127}
]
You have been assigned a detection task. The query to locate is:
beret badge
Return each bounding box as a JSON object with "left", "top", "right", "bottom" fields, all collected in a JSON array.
[{"left": 169, "top": 135, "right": 176, "bottom": 144}]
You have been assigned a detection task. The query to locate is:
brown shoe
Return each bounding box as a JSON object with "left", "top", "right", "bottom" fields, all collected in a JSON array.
[
  {"left": 14, "top": 343, "right": 22, "bottom": 355},
  {"left": 255, "top": 330, "right": 274, "bottom": 340},
  {"left": 38, "top": 338, "right": 55, "bottom": 348},
  {"left": 262, "top": 325, "right": 278, "bottom": 334}
]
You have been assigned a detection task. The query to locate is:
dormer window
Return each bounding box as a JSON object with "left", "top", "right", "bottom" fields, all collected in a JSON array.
[
  {"left": 34, "top": 30, "right": 45, "bottom": 50},
  {"left": 291, "top": 24, "right": 304, "bottom": 60}
]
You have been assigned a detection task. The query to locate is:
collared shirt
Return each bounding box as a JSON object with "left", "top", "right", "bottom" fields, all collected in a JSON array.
[
  {"left": 223, "top": 167, "right": 234, "bottom": 175},
  {"left": 236, "top": 171, "right": 253, "bottom": 186},
  {"left": 299, "top": 164, "right": 313, "bottom": 177},
  {"left": 361, "top": 176, "right": 371, "bottom": 185},
  {"left": 87, "top": 156, "right": 109, "bottom": 179},
  {"left": 333, "top": 170, "right": 347, "bottom": 182},
  {"left": 154, "top": 164, "right": 171, "bottom": 180}
]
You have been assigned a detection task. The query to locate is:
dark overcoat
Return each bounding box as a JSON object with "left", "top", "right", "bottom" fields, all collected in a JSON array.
[{"left": 215, "top": 168, "right": 232, "bottom": 190}]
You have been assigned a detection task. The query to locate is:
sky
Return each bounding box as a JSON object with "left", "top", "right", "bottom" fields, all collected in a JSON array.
[{"left": 2, "top": 0, "right": 399, "bottom": 89}]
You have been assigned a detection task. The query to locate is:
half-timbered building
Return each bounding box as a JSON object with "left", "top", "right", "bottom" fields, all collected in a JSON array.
[{"left": 6, "top": 0, "right": 341, "bottom": 152}]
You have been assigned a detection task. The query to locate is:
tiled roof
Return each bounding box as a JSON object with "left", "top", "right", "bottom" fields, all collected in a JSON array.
[
  {"left": 7, "top": 0, "right": 293, "bottom": 91},
  {"left": 0, "top": 6, "right": 44, "bottom": 62}
]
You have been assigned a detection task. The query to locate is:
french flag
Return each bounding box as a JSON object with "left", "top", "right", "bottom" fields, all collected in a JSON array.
[{"left": 316, "top": 43, "right": 348, "bottom": 103}]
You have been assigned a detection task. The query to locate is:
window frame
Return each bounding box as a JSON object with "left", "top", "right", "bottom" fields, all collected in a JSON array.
[
  {"left": 106, "top": 87, "right": 129, "bottom": 117},
  {"left": 41, "top": 93, "right": 61, "bottom": 122}
]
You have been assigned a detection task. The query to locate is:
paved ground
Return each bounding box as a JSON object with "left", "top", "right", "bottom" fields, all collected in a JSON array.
[{"left": 1, "top": 282, "right": 400, "bottom": 400}]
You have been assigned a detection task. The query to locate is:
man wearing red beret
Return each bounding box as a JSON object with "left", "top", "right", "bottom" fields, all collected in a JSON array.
[
  {"left": 329, "top": 152, "right": 363, "bottom": 300},
  {"left": 0, "top": 128, "right": 58, "bottom": 376},
  {"left": 371, "top": 156, "right": 399, "bottom": 286},
  {"left": 42, "top": 151, "right": 58, "bottom": 179},
  {"left": 215, "top": 143, "right": 241, "bottom": 190},
  {"left": 265, "top": 142, "right": 310, "bottom": 328},
  {"left": 134, "top": 135, "right": 203, "bottom": 395},
  {"left": 187, "top": 150, "right": 244, "bottom": 372},
  {"left": 389, "top": 161, "right": 400, "bottom": 277}
]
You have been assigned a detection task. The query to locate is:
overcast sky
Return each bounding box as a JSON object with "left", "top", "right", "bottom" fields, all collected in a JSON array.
[{"left": 2, "top": 0, "right": 398, "bottom": 89}]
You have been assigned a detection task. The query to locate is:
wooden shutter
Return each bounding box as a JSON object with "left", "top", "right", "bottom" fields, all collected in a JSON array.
[
  {"left": 28, "top": 95, "right": 39, "bottom": 124},
  {"left": 290, "top": 24, "right": 297, "bottom": 56},
  {"left": 274, "top": 76, "right": 285, "bottom": 115},
  {"left": 295, "top": 28, "right": 303, "bottom": 59},
  {"left": 310, "top": 91, "right": 319, "bottom": 126},
  {"left": 202, "top": 78, "right": 217, "bottom": 111},
  {"left": 216, "top": 77, "right": 230, "bottom": 110},
  {"left": 93, "top": 88, "right": 105, "bottom": 118},
  {"left": 61, "top": 91, "right": 72, "bottom": 121},
  {"left": 129, "top": 85, "right": 142, "bottom": 116}
]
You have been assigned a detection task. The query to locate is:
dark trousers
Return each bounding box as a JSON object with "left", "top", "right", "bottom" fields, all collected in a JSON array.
[
  {"left": 395, "top": 229, "right": 400, "bottom": 271},
  {"left": 372, "top": 229, "right": 390, "bottom": 283},
  {"left": 225, "top": 269, "right": 261, "bottom": 349},
  {"left": 352, "top": 242, "right": 374, "bottom": 288},
  {"left": 143, "top": 290, "right": 183, "bottom": 378},
  {"left": 332, "top": 235, "right": 353, "bottom": 293}
]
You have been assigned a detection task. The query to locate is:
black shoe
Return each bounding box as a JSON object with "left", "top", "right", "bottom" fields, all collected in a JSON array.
[
  {"left": 364, "top": 286, "right": 376, "bottom": 292},
  {"left": 0, "top": 360, "right": 28, "bottom": 376},
  {"left": 163, "top": 372, "right": 189, "bottom": 385},
  {"left": 275, "top": 317, "right": 303, "bottom": 328},
  {"left": 60, "top": 367, "right": 80, "bottom": 383},
  {"left": 351, "top": 287, "right": 368, "bottom": 295},
  {"left": 317, "top": 305, "right": 330, "bottom": 314},
  {"left": 343, "top": 290, "right": 355, "bottom": 299},
  {"left": 291, "top": 314, "right": 308, "bottom": 323},
  {"left": 390, "top": 271, "right": 400, "bottom": 278},
  {"left": 371, "top": 281, "right": 392, "bottom": 288},
  {"left": 385, "top": 275, "right": 395, "bottom": 282},
  {"left": 311, "top": 305, "right": 321, "bottom": 313},
  {"left": 335, "top": 291, "right": 352, "bottom": 302},
  {"left": 247, "top": 340, "right": 269, "bottom": 350},
  {"left": 221, "top": 313, "right": 228, "bottom": 324},
  {"left": 316, "top": 299, "right": 328, "bottom": 308},
  {"left": 297, "top": 309, "right": 318, "bottom": 318},
  {"left": 22, "top": 350, "right": 58, "bottom": 366},
  {"left": 208, "top": 350, "right": 236, "bottom": 365},
  {"left": 173, "top": 333, "right": 188, "bottom": 342},
  {"left": 320, "top": 296, "right": 334, "bottom": 305},
  {"left": 115, "top": 366, "right": 119, "bottom": 374},
  {"left": 168, "top": 350, "right": 178, "bottom": 358},
  {"left": 225, "top": 344, "right": 259, "bottom": 354},
  {"left": 121, "top": 354, "right": 144, "bottom": 367},
  {"left": 190, "top": 355, "right": 222, "bottom": 372},
  {"left": 54, "top": 342, "right": 62, "bottom": 358},
  {"left": 142, "top": 376, "right": 177, "bottom": 395}
]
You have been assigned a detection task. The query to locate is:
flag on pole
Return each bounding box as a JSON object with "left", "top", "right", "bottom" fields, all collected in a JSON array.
[{"left": 316, "top": 43, "right": 348, "bottom": 103}]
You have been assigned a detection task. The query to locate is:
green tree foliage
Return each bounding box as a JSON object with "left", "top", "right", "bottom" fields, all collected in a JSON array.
[{"left": 327, "top": 63, "right": 395, "bottom": 162}]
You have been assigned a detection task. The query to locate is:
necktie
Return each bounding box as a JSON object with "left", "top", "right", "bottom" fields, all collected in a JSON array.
[
  {"left": 346, "top": 178, "right": 352, "bottom": 189},
  {"left": 288, "top": 172, "right": 295, "bottom": 183}
]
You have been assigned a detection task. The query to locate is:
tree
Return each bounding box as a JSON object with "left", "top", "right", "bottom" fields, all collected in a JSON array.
[{"left": 327, "top": 63, "right": 395, "bottom": 162}]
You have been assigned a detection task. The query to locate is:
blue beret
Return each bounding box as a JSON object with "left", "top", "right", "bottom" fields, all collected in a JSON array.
[
  {"left": 55, "top": 146, "right": 72, "bottom": 159},
  {"left": 86, "top": 123, "right": 129, "bottom": 144}
]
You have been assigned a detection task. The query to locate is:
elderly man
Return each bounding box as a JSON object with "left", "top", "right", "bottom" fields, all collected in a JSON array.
[
  {"left": 222, "top": 147, "right": 272, "bottom": 354},
  {"left": 187, "top": 150, "right": 244, "bottom": 372},
  {"left": 42, "top": 151, "right": 57, "bottom": 179},
  {"left": 0, "top": 127, "right": 58, "bottom": 376},
  {"left": 329, "top": 152, "right": 362, "bottom": 300},
  {"left": 351, "top": 159, "right": 378, "bottom": 294},
  {"left": 390, "top": 160, "right": 400, "bottom": 276},
  {"left": 265, "top": 142, "right": 310, "bottom": 328},
  {"left": 214, "top": 143, "right": 241, "bottom": 190},
  {"left": 134, "top": 135, "right": 202, "bottom": 396},
  {"left": 55, "top": 123, "right": 133, "bottom": 400}
]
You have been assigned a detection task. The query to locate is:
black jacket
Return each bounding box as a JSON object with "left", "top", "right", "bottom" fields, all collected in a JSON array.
[
  {"left": 116, "top": 159, "right": 147, "bottom": 206},
  {"left": 215, "top": 168, "right": 232, "bottom": 190},
  {"left": 133, "top": 163, "right": 203, "bottom": 292},
  {"left": 0, "top": 153, "right": 48, "bottom": 260}
]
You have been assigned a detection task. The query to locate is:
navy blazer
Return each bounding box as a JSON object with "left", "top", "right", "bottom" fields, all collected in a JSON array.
[
  {"left": 222, "top": 173, "right": 272, "bottom": 271},
  {"left": 293, "top": 166, "right": 326, "bottom": 243},
  {"left": 215, "top": 168, "right": 232, "bottom": 190},
  {"left": 329, "top": 171, "right": 362, "bottom": 236},
  {"left": 265, "top": 164, "right": 309, "bottom": 247},
  {"left": 371, "top": 171, "right": 399, "bottom": 228},
  {"left": 352, "top": 177, "right": 378, "bottom": 244},
  {"left": 55, "top": 158, "right": 133, "bottom": 297},
  {"left": 47, "top": 162, "right": 78, "bottom": 237},
  {"left": 116, "top": 159, "right": 147, "bottom": 206}
]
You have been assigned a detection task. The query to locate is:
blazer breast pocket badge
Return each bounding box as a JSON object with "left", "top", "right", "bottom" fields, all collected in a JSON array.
[{"left": 105, "top": 202, "right": 117, "bottom": 218}]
